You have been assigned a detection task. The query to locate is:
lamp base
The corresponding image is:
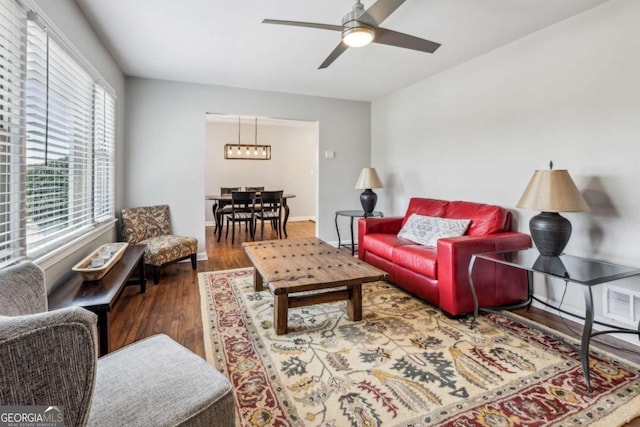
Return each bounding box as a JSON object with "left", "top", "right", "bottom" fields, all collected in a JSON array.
[
  {"left": 360, "top": 189, "right": 377, "bottom": 216},
  {"left": 529, "top": 212, "right": 572, "bottom": 257}
]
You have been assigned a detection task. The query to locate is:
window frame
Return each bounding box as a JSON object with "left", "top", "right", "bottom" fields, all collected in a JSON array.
[{"left": 0, "top": 0, "right": 28, "bottom": 268}]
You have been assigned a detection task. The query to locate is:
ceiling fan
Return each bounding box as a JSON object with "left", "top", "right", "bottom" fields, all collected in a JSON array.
[{"left": 263, "top": 0, "right": 441, "bottom": 69}]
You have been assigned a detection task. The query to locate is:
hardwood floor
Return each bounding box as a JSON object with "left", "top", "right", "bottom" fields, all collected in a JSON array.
[
  {"left": 109, "top": 220, "right": 640, "bottom": 425},
  {"left": 109, "top": 221, "right": 313, "bottom": 356}
]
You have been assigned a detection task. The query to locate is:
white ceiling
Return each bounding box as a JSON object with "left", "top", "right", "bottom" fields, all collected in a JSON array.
[{"left": 75, "top": 0, "right": 609, "bottom": 102}]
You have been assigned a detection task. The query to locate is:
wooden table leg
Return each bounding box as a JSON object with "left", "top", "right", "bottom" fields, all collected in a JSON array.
[
  {"left": 97, "top": 310, "right": 109, "bottom": 356},
  {"left": 253, "top": 268, "right": 263, "bottom": 292},
  {"left": 138, "top": 256, "right": 146, "bottom": 293},
  {"left": 346, "top": 284, "right": 362, "bottom": 321},
  {"left": 212, "top": 202, "right": 219, "bottom": 233},
  {"left": 274, "top": 294, "right": 288, "bottom": 335},
  {"left": 282, "top": 204, "right": 290, "bottom": 238}
]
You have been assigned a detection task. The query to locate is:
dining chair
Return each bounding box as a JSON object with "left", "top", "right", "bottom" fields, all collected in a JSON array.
[
  {"left": 213, "top": 187, "right": 241, "bottom": 234},
  {"left": 219, "top": 191, "right": 256, "bottom": 244},
  {"left": 221, "top": 187, "right": 241, "bottom": 194},
  {"left": 244, "top": 187, "right": 265, "bottom": 212},
  {"left": 254, "top": 190, "right": 284, "bottom": 240}
]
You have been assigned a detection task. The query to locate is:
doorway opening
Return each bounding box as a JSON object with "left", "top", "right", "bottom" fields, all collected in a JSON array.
[{"left": 204, "top": 113, "right": 319, "bottom": 245}]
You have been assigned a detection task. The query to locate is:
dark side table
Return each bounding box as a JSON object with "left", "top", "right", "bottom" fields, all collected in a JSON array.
[
  {"left": 48, "top": 244, "right": 146, "bottom": 356},
  {"left": 468, "top": 248, "right": 640, "bottom": 391},
  {"left": 335, "top": 210, "right": 383, "bottom": 256}
]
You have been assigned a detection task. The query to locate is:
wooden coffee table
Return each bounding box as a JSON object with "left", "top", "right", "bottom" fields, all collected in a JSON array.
[{"left": 242, "top": 237, "right": 388, "bottom": 334}]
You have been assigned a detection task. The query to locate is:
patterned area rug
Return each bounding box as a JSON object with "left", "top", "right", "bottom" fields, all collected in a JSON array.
[{"left": 199, "top": 268, "right": 640, "bottom": 426}]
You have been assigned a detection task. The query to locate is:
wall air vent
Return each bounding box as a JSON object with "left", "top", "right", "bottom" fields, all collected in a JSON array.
[{"left": 603, "top": 286, "right": 640, "bottom": 325}]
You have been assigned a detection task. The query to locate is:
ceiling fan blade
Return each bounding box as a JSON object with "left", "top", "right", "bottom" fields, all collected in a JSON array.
[
  {"left": 374, "top": 27, "right": 441, "bottom": 53},
  {"left": 359, "top": 0, "right": 406, "bottom": 27},
  {"left": 319, "top": 43, "right": 349, "bottom": 69},
  {"left": 262, "top": 19, "right": 341, "bottom": 32}
]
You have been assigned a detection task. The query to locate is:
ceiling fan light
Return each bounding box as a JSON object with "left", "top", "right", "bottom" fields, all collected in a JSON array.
[{"left": 342, "top": 26, "right": 374, "bottom": 47}]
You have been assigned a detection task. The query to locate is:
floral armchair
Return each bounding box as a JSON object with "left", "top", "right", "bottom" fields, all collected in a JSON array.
[{"left": 120, "top": 205, "right": 197, "bottom": 284}]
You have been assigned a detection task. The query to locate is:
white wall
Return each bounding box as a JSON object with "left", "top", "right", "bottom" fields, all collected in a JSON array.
[
  {"left": 204, "top": 117, "right": 317, "bottom": 223},
  {"left": 372, "top": 0, "right": 640, "bottom": 336},
  {"left": 124, "top": 78, "right": 370, "bottom": 253},
  {"left": 33, "top": 0, "right": 126, "bottom": 288}
]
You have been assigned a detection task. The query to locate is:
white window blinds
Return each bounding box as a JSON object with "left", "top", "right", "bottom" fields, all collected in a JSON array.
[
  {"left": 0, "top": 0, "right": 26, "bottom": 267},
  {"left": 93, "top": 85, "right": 115, "bottom": 222},
  {"left": 0, "top": 1, "right": 116, "bottom": 264},
  {"left": 26, "top": 19, "right": 96, "bottom": 253}
]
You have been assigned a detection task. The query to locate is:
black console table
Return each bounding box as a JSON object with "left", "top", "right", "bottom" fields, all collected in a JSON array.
[
  {"left": 335, "top": 210, "right": 383, "bottom": 256},
  {"left": 468, "top": 248, "right": 640, "bottom": 391}
]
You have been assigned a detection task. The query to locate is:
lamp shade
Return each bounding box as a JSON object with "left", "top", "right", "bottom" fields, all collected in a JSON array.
[
  {"left": 355, "top": 168, "right": 384, "bottom": 189},
  {"left": 516, "top": 169, "right": 589, "bottom": 213}
]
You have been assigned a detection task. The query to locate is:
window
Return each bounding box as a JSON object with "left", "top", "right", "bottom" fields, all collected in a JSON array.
[{"left": 0, "top": 0, "right": 116, "bottom": 266}]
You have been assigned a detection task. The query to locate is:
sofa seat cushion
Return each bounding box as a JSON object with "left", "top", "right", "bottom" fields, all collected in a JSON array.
[
  {"left": 362, "top": 234, "right": 414, "bottom": 260},
  {"left": 392, "top": 245, "right": 438, "bottom": 278},
  {"left": 89, "top": 334, "right": 234, "bottom": 427},
  {"left": 140, "top": 235, "right": 198, "bottom": 266}
]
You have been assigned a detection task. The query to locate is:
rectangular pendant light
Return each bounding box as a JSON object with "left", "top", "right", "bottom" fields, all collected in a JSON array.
[
  {"left": 224, "top": 144, "right": 271, "bottom": 160},
  {"left": 224, "top": 116, "right": 271, "bottom": 160}
]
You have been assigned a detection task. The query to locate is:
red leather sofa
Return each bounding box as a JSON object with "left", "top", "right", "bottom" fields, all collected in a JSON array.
[{"left": 358, "top": 197, "right": 531, "bottom": 317}]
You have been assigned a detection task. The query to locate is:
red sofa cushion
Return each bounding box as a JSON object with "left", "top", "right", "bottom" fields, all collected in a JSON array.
[
  {"left": 392, "top": 245, "right": 438, "bottom": 277},
  {"left": 362, "top": 234, "right": 413, "bottom": 260},
  {"left": 446, "top": 201, "right": 510, "bottom": 236},
  {"left": 401, "top": 198, "right": 449, "bottom": 227}
]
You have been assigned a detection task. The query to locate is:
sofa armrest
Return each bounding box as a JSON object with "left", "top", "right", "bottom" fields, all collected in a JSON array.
[
  {"left": 436, "top": 232, "right": 532, "bottom": 316},
  {"left": 358, "top": 216, "right": 404, "bottom": 236},
  {"left": 358, "top": 216, "right": 404, "bottom": 258}
]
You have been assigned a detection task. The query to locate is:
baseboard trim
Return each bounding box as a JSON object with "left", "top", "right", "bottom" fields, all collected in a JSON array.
[{"left": 531, "top": 298, "right": 640, "bottom": 348}]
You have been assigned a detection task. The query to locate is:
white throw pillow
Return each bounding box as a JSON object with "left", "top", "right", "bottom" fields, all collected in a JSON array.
[{"left": 397, "top": 214, "right": 471, "bottom": 247}]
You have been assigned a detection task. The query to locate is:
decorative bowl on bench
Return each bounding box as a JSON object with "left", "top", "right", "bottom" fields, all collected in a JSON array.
[{"left": 72, "top": 242, "right": 129, "bottom": 281}]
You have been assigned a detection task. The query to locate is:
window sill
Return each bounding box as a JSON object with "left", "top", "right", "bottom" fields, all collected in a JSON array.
[{"left": 35, "top": 219, "right": 117, "bottom": 270}]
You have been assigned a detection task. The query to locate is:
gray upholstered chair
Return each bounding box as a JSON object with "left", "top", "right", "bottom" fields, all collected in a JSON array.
[
  {"left": 120, "top": 205, "right": 198, "bottom": 284},
  {"left": 0, "top": 261, "right": 234, "bottom": 427}
]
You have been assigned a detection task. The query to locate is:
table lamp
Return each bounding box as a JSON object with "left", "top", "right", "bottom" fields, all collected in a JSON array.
[
  {"left": 516, "top": 162, "right": 589, "bottom": 257},
  {"left": 355, "top": 167, "right": 383, "bottom": 216}
]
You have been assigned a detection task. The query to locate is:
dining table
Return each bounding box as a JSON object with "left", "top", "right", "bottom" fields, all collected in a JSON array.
[{"left": 206, "top": 193, "right": 296, "bottom": 238}]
